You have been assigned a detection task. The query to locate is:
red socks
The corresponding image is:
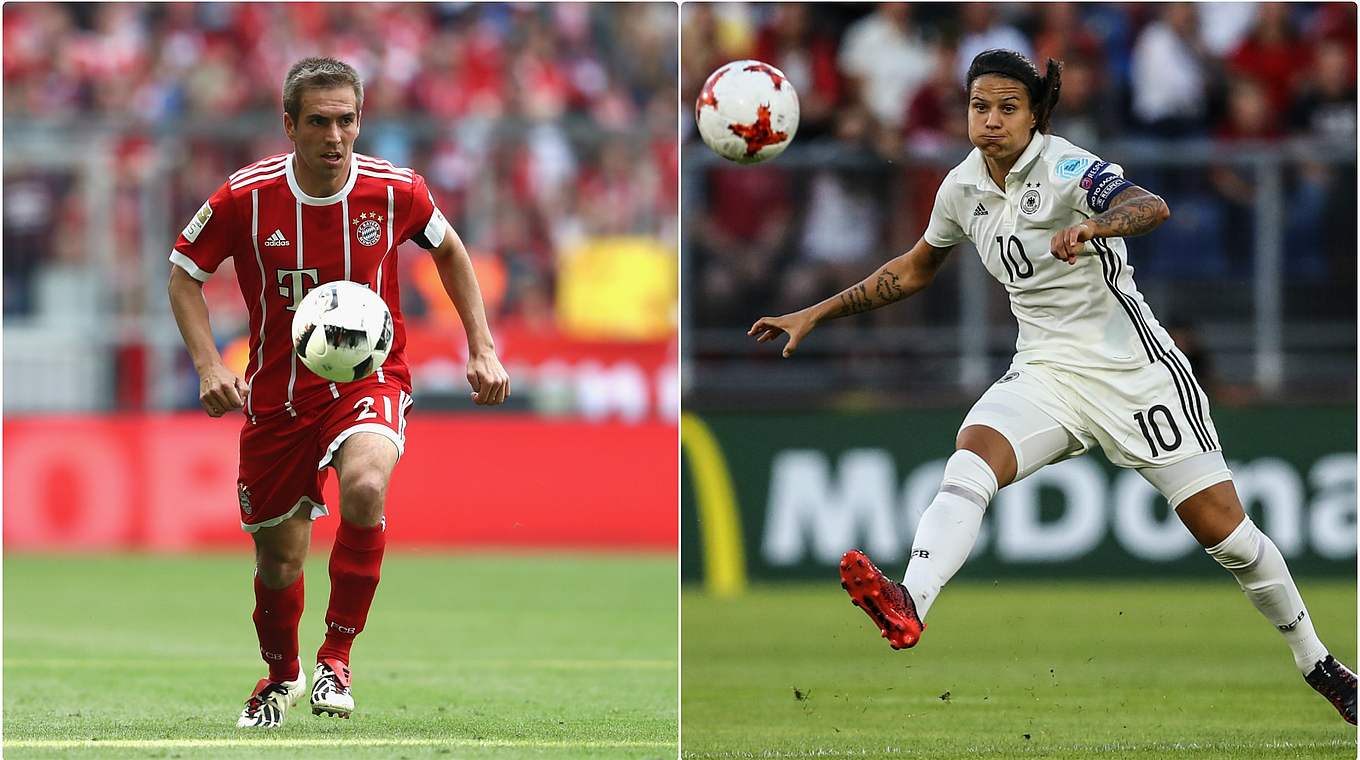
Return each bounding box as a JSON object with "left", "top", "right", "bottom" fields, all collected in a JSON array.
[
  {"left": 316, "top": 519, "right": 386, "bottom": 666},
  {"left": 253, "top": 573, "right": 304, "bottom": 682},
  {"left": 251, "top": 520, "right": 385, "bottom": 679}
]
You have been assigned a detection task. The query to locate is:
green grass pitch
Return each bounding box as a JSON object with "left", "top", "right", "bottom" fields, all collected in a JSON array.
[
  {"left": 4, "top": 552, "right": 677, "bottom": 759},
  {"left": 682, "top": 579, "right": 1356, "bottom": 759}
]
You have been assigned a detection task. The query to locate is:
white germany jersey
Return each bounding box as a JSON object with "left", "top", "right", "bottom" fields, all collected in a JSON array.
[{"left": 924, "top": 133, "right": 1171, "bottom": 372}]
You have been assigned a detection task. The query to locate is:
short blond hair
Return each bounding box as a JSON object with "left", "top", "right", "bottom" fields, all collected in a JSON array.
[{"left": 283, "top": 57, "right": 363, "bottom": 122}]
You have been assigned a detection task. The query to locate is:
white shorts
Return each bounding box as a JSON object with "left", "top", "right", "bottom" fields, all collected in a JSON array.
[{"left": 960, "top": 357, "right": 1230, "bottom": 507}]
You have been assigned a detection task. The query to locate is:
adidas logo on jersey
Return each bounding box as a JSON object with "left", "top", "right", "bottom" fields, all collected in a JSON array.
[
  {"left": 973, "top": 203, "right": 988, "bottom": 217},
  {"left": 264, "top": 229, "right": 290, "bottom": 247}
]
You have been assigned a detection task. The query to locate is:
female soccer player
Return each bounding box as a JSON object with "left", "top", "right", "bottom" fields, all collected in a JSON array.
[{"left": 748, "top": 49, "right": 1356, "bottom": 725}]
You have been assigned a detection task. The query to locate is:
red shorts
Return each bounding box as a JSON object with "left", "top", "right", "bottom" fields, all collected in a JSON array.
[{"left": 236, "top": 379, "right": 413, "bottom": 532}]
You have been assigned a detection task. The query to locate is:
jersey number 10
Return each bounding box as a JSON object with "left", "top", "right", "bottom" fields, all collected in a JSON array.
[
  {"left": 1134, "top": 405, "right": 1183, "bottom": 457},
  {"left": 994, "top": 235, "right": 1034, "bottom": 282}
]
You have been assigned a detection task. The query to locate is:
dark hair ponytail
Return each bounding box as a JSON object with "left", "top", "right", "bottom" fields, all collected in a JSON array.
[
  {"left": 1035, "top": 58, "right": 1063, "bottom": 133},
  {"left": 965, "top": 49, "right": 1064, "bottom": 134}
]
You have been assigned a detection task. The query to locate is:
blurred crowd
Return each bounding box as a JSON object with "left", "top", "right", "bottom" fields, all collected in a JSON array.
[
  {"left": 684, "top": 2, "right": 1357, "bottom": 335},
  {"left": 685, "top": 2, "right": 1356, "bottom": 149},
  {"left": 4, "top": 2, "right": 678, "bottom": 339}
]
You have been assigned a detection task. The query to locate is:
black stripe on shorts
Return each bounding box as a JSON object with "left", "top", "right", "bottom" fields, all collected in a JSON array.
[{"left": 1093, "top": 238, "right": 1213, "bottom": 452}]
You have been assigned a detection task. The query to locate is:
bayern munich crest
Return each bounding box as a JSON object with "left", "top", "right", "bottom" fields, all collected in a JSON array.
[
  {"left": 353, "top": 211, "right": 384, "bottom": 247},
  {"left": 238, "top": 482, "right": 253, "bottom": 515}
]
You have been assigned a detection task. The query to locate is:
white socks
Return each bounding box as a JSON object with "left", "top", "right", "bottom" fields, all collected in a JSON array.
[
  {"left": 903, "top": 450, "right": 1328, "bottom": 676},
  {"left": 903, "top": 449, "right": 997, "bottom": 620},
  {"left": 1206, "top": 517, "right": 1329, "bottom": 674}
]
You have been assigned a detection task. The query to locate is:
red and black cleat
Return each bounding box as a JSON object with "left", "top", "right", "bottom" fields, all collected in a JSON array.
[
  {"left": 839, "top": 549, "right": 924, "bottom": 650},
  {"left": 1304, "top": 654, "right": 1357, "bottom": 725}
]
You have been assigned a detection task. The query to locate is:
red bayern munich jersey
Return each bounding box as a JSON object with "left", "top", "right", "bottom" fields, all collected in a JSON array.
[{"left": 171, "top": 152, "right": 448, "bottom": 421}]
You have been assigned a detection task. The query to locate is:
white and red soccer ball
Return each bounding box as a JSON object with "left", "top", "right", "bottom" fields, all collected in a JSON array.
[
  {"left": 291, "top": 280, "right": 393, "bottom": 383},
  {"left": 695, "top": 59, "right": 800, "bottom": 164}
]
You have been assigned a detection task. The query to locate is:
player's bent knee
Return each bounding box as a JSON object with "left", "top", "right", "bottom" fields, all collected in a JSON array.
[
  {"left": 339, "top": 472, "right": 387, "bottom": 527},
  {"left": 251, "top": 519, "right": 310, "bottom": 587},
  {"left": 955, "top": 425, "right": 1016, "bottom": 487},
  {"left": 939, "top": 449, "right": 1000, "bottom": 509},
  {"left": 256, "top": 555, "right": 305, "bottom": 588},
  {"left": 255, "top": 540, "right": 307, "bottom": 575},
  {"left": 341, "top": 472, "right": 387, "bottom": 508},
  {"left": 1175, "top": 481, "right": 1247, "bottom": 547}
]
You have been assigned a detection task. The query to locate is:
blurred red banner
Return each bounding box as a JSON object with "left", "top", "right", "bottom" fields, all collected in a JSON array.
[
  {"left": 406, "top": 323, "right": 678, "bottom": 423},
  {"left": 4, "top": 414, "right": 676, "bottom": 551}
]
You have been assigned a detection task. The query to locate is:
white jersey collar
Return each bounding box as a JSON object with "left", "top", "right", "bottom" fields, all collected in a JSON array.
[
  {"left": 960, "top": 132, "right": 1047, "bottom": 191},
  {"left": 285, "top": 151, "right": 357, "bottom": 206}
]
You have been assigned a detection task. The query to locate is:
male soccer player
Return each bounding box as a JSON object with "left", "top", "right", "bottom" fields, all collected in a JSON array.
[{"left": 168, "top": 57, "right": 509, "bottom": 728}]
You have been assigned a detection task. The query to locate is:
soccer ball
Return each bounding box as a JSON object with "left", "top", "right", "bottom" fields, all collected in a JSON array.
[
  {"left": 291, "top": 280, "right": 393, "bottom": 383},
  {"left": 695, "top": 59, "right": 800, "bottom": 164}
]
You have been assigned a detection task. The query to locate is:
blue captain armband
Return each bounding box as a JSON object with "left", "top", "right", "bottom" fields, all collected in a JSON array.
[{"left": 1083, "top": 162, "right": 1133, "bottom": 212}]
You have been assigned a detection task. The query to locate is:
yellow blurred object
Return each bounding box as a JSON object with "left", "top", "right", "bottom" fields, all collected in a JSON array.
[
  {"left": 557, "top": 236, "right": 677, "bottom": 341},
  {"left": 713, "top": 4, "right": 755, "bottom": 58}
]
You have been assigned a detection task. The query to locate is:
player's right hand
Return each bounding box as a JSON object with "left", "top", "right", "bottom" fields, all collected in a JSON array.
[
  {"left": 748, "top": 311, "right": 814, "bottom": 358},
  {"left": 198, "top": 363, "right": 247, "bottom": 418},
  {"left": 1049, "top": 221, "right": 1095, "bottom": 265}
]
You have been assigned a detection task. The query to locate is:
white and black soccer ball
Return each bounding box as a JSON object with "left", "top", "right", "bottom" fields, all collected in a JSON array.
[
  {"left": 291, "top": 280, "right": 393, "bottom": 383},
  {"left": 695, "top": 59, "right": 800, "bottom": 164}
]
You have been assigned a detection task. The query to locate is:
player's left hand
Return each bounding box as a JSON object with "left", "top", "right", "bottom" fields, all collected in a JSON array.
[
  {"left": 1049, "top": 221, "right": 1095, "bottom": 265},
  {"left": 467, "top": 351, "right": 510, "bottom": 406}
]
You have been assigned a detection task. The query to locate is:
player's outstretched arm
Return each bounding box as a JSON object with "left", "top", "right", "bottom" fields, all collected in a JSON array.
[
  {"left": 428, "top": 224, "right": 510, "bottom": 406},
  {"left": 748, "top": 239, "right": 952, "bottom": 358},
  {"left": 167, "top": 265, "right": 247, "bottom": 417},
  {"left": 1050, "top": 186, "right": 1170, "bottom": 264}
]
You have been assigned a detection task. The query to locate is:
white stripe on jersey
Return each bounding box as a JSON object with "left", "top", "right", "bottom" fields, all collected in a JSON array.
[
  {"left": 357, "top": 168, "right": 412, "bottom": 184},
  {"left": 342, "top": 196, "right": 351, "bottom": 281},
  {"left": 231, "top": 154, "right": 288, "bottom": 182},
  {"left": 356, "top": 157, "right": 402, "bottom": 169},
  {"left": 247, "top": 189, "right": 268, "bottom": 420},
  {"left": 376, "top": 185, "right": 394, "bottom": 297},
  {"left": 356, "top": 155, "right": 410, "bottom": 173},
  {"left": 232, "top": 167, "right": 288, "bottom": 192},
  {"left": 231, "top": 162, "right": 287, "bottom": 185},
  {"left": 285, "top": 200, "right": 302, "bottom": 417},
  {"left": 375, "top": 185, "right": 395, "bottom": 384}
]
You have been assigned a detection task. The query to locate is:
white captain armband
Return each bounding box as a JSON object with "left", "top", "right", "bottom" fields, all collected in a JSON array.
[{"left": 412, "top": 205, "right": 448, "bottom": 250}]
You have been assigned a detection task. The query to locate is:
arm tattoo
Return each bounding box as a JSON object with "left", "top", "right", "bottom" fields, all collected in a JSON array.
[
  {"left": 1086, "top": 187, "right": 1168, "bottom": 238},
  {"left": 832, "top": 283, "right": 873, "bottom": 317},
  {"left": 823, "top": 247, "right": 940, "bottom": 320},
  {"left": 874, "top": 271, "right": 904, "bottom": 303}
]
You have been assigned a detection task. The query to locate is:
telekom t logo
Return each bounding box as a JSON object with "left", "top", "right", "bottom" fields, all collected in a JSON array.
[{"left": 276, "top": 268, "right": 319, "bottom": 311}]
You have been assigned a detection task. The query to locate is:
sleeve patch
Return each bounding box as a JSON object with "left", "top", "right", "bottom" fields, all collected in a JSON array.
[
  {"left": 1087, "top": 173, "right": 1133, "bottom": 212},
  {"left": 182, "top": 200, "right": 213, "bottom": 243},
  {"left": 1054, "top": 157, "right": 1091, "bottom": 180}
]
